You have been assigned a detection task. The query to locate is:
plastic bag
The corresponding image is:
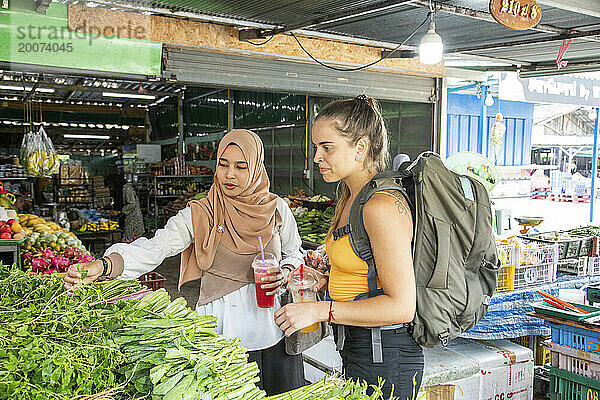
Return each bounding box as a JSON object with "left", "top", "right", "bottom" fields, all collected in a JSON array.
[
  {"left": 24, "top": 127, "right": 60, "bottom": 177},
  {"left": 303, "top": 244, "right": 330, "bottom": 273}
]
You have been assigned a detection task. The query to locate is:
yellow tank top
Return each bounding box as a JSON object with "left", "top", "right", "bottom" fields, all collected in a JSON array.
[{"left": 326, "top": 234, "right": 381, "bottom": 302}]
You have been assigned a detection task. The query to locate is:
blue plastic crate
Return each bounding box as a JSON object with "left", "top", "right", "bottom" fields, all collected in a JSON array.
[{"left": 546, "top": 321, "right": 600, "bottom": 354}]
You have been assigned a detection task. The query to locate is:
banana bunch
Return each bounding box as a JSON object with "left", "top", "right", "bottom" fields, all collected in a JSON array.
[
  {"left": 80, "top": 220, "right": 119, "bottom": 232},
  {"left": 490, "top": 113, "right": 506, "bottom": 157}
]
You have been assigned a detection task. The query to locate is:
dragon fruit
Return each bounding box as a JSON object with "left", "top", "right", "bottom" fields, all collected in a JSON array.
[
  {"left": 51, "top": 256, "right": 71, "bottom": 271},
  {"left": 76, "top": 254, "right": 95, "bottom": 263},
  {"left": 63, "top": 247, "right": 80, "bottom": 260},
  {"left": 31, "top": 257, "right": 50, "bottom": 272},
  {"left": 21, "top": 251, "right": 33, "bottom": 261},
  {"left": 41, "top": 249, "right": 55, "bottom": 259}
]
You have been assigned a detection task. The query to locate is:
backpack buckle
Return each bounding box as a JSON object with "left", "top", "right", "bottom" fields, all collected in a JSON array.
[
  {"left": 438, "top": 330, "right": 450, "bottom": 346},
  {"left": 332, "top": 224, "right": 351, "bottom": 240},
  {"left": 483, "top": 295, "right": 491, "bottom": 306}
]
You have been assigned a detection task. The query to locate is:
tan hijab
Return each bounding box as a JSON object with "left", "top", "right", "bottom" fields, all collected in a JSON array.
[{"left": 179, "top": 129, "right": 278, "bottom": 287}]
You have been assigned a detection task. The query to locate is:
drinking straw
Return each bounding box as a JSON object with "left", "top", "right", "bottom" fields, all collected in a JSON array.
[
  {"left": 258, "top": 236, "right": 265, "bottom": 266},
  {"left": 300, "top": 263, "right": 304, "bottom": 299}
]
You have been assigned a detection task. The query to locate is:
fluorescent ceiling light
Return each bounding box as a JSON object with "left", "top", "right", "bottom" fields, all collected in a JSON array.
[
  {"left": 0, "top": 85, "right": 54, "bottom": 93},
  {"left": 64, "top": 134, "right": 111, "bottom": 140},
  {"left": 102, "top": 91, "right": 155, "bottom": 100}
]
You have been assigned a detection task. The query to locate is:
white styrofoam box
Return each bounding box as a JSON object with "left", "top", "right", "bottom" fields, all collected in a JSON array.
[
  {"left": 434, "top": 339, "right": 534, "bottom": 400},
  {"left": 303, "top": 336, "right": 533, "bottom": 400}
]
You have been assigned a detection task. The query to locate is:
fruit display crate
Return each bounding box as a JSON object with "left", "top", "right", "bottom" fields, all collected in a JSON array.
[
  {"left": 514, "top": 242, "right": 558, "bottom": 289},
  {"left": 545, "top": 320, "right": 600, "bottom": 354},
  {"left": 524, "top": 232, "right": 594, "bottom": 260},
  {"left": 496, "top": 243, "right": 516, "bottom": 292},
  {"left": 509, "top": 335, "right": 551, "bottom": 366},
  {"left": 533, "top": 302, "right": 600, "bottom": 323},
  {"left": 548, "top": 366, "right": 600, "bottom": 400},
  {"left": 139, "top": 272, "right": 166, "bottom": 291},
  {"left": 588, "top": 257, "right": 600, "bottom": 276},
  {"left": 0, "top": 238, "right": 26, "bottom": 245},
  {"left": 545, "top": 341, "right": 600, "bottom": 380},
  {"left": 557, "top": 256, "right": 589, "bottom": 276}
]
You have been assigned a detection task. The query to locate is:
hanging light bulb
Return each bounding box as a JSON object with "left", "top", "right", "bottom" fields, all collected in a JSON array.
[
  {"left": 419, "top": 14, "right": 443, "bottom": 64},
  {"left": 485, "top": 92, "right": 494, "bottom": 107}
]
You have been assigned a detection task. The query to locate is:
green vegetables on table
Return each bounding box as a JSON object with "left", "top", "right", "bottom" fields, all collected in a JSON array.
[
  {"left": 0, "top": 264, "right": 400, "bottom": 400},
  {"left": 0, "top": 265, "right": 140, "bottom": 399}
]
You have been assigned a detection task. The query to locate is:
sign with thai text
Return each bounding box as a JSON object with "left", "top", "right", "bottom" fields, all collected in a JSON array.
[{"left": 489, "top": 0, "right": 542, "bottom": 30}]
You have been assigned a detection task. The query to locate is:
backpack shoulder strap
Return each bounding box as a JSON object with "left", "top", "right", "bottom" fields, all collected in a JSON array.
[{"left": 348, "top": 171, "right": 410, "bottom": 298}]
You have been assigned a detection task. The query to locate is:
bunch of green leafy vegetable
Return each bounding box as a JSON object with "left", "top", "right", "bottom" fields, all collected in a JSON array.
[
  {"left": 0, "top": 264, "right": 141, "bottom": 399},
  {"left": 114, "top": 288, "right": 266, "bottom": 400}
]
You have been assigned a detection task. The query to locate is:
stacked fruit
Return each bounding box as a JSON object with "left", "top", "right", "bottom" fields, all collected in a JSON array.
[
  {"left": 17, "top": 213, "right": 72, "bottom": 235},
  {"left": 22, "top": 230, "right": 84, "bottom": 252},
  {"left": 79, "top": 220, "right": 119, "bottom": 232},
  {"left": 294, "top": 207, "right": 334, "bottom": 244},
  {"left": 0, "top": 219, "right": 26, "bottom": 240},
  {"left": 22, "top": 246, "right": 95, "bottom": 274}
]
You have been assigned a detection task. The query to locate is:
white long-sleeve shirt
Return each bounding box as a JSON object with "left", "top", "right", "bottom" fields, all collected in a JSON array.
[{"left": 105, "top": 196, "right": 303, "bottom": 351}]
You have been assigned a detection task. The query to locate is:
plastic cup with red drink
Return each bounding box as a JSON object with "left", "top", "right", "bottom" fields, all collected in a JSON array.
[{"left": 252, "top": 252, "right": 280, "bottom": 308}]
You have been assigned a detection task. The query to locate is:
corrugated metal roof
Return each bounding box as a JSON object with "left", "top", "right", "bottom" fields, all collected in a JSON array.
[{"left": 99, "top": 0, "right": 600, "bottom": 73}]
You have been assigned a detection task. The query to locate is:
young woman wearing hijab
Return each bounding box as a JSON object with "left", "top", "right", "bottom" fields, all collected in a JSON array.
[
  {"left": 274, "top": 96, "right": 423, "bottom": 399},
  {"left": 64, "top": 129, "right": 305, "bottom": 395}
]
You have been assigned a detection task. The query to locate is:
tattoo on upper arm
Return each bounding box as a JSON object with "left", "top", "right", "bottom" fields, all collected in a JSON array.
[
  {"left": 382, "top": 189, "right": 411, "bottom": 216},
  {"left": 395, "top": 198, "right": 411, "bottom": 216}
]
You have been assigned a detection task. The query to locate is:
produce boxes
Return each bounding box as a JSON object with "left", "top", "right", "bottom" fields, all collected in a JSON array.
[
  {"left": 557, "top": 256, "right": 589, "bottom": 276},
  {"left": 545, "top": 341, "right": 600, "bottom": 380},
  {"left": 545, "top": 321, "right": 600, "bottom": 354},
  {"left": 510, "top": 335, "right": 551, "bottom": 366},
  {"left": 496, "top": 243, "right": 516, "bottom": 292},
  {"left": 139, "top": 271, "right": 166, "bottom": 290},
  {"left": 514, "top": 241, "right": 558, "bottom": 289},
  {"left": 548, "top": 366, "right": 600, "bottom": 400},
  {"left": 588, "top": 257, "right": 600, "bottom": 276},
  {"left": 533, "top": 302, "right": 600, "bottom": 323},
  {"left": 525, "top": 232, "right": 594, "bottom": 260}
]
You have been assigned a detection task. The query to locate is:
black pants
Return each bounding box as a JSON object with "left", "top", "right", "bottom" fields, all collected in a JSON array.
[
  {"left": 334, "top": 325, "right": 424, "bottom": 400},
  {"left": 247, "top": 338, "right": 305, "bottom": 396}
]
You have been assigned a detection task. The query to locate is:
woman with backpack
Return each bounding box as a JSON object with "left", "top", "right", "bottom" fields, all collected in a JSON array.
[{"left": 274, "top": 95, "right": 423, "bottom": 399}]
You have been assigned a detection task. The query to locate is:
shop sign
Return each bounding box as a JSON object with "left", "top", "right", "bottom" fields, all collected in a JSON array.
[
  {"left": 489, "top": 0, "right": 542, "bottom": 30},
  {"left": 0, "top": 3, "right": 161, "bottom": 76},
  {"left": 498, "top": 72, "right": 600, "bottom": 107}
]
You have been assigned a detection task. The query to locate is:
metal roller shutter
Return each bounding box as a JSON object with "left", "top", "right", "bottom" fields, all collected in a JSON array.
[{"left": 163, "top": 46, "right": 436, "bottom": 103}]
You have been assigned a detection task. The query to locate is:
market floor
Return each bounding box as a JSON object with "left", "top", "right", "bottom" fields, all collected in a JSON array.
[{"left": 154, "top": 254, "right": 200, "bottom": 309}]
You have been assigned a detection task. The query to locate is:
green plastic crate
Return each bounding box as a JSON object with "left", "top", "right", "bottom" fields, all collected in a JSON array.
[
  {"left": 533, "top": 301, "right": 600, "bottom": 322},
  {"left": 549, "top": 366, "right": 600, "bottom": 400}
]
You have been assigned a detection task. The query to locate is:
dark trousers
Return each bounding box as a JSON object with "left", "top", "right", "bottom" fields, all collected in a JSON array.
[
  {"left": 248, "top": 338, "right": 305, "bottom": 396},
  {"left": 334, "top": 325, "right": 424, "bottom": 400}
]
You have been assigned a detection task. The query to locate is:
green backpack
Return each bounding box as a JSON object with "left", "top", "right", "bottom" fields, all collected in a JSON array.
[{"left": 342, "top": 152, "right": 499, "bottom": 355}]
